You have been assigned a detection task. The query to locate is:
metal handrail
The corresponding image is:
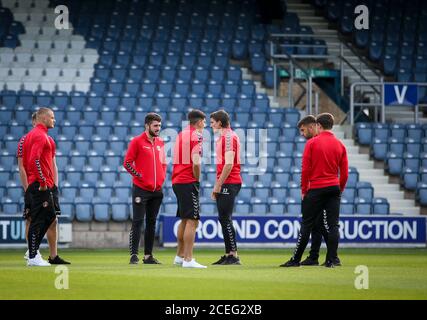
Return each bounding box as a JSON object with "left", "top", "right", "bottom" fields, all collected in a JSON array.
[
  {"left": 269, "top": 32, "right": 386, "bottom": 117},
  {"left": 350, "top": 81, "right": 427, "bottom": 125},
  {"left": 270, "top": 41, "right": 314, "bottom": 112}
]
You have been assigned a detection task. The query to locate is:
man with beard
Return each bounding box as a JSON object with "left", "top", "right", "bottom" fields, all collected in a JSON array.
[
  {"left": 296, "top": 115, "right": 340, "bottom": 266},
  {"left": 124, "top": 113, "right": 167, "bottom": 265}
]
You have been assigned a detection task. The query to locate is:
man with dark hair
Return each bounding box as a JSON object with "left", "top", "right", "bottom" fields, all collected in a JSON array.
[
  {"left": 23, "top": 108, "right": 62, "bottom": 266},
  {"left": 297, "top": 115, "right": 317, "bottom": 139},
  {"left": 210, "top": 110, "right": 242, "bottom": 265},
  {"left": 296, "top": 115, "right": 324, "bottom": 266},
  {"left": 124, "top": 112, "right": 167, "bottom": 265},
  {"left": 281, "top": 113, "right": 348, "bottom": 268},
  {"left": 172, "top": 109, "right": 207, "bottom": 268},
  {"left": 18, "top": 111, "right": 69, "bottom": 264}
]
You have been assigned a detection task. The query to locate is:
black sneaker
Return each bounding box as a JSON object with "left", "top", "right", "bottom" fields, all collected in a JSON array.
[
  {"left": 333, "top": 257, "right": 342, "bottom": 266},
  {"left": 222, "top": 255, "right": 241, "bottom": 265},
  {"left": 48, "top": 255, "right": 71, "bottom": 265},
  {"left": 321, "top": 258, "right": 341, "bottom": 267},
  {"left": 129, "top": 254, "right": 139, "bottom": 264},
  {"left": 323, "top": 260, "right": 335, "bottom": 268},
  {"left": 212, "top": 255, "right": 227, "bottom": 265},
  {"left": 300, "top": 256, "right": 319, "bottom": 266},
  {"left": 279, "top": 258, "right": 300, "bottom": 267},
  {"left": 143, "top": 255, "right": 161, "bottom": 264}
]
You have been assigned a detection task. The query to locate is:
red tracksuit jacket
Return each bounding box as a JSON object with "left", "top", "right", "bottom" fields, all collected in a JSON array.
[
  {"left": 123, "top": 132, "right": 167, "bottom": 192},
  {"left": 23, "top": 124, "right": 56, "bottom": 188},
  {"left": 301, "top": 131, "right": 348, "bottom": 196}
]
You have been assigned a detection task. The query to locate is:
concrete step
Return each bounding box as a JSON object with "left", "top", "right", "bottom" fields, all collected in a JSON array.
[
  {"left": 389, "top": 207, "right": 420, "bottom": 215},
  {"left": 375, "top": 190, "right": 405, "bottom": 199},
  {"left": 348, "top": 160, "right": 374, "bottom": 169},
  {"left": 291, "top": 10, "right": 316, "bottom": 17},
  {"left": 346, "top": 146, "right": 360, "bottom": 153},
  {"left": 333, "top": 131, "right": 345, "bottom": 139},
  {"left": 357, "top": 168, "right": 387, "bottom": 176},
  {"left": 387, "top": 198, "right": 420, "bottom": 211},
  {"left": 388, "top": 199, "right": 419, "bottom": 208},
  {"left": 341, "top": 139, "right": 355, "bottom": 146},
  {"left": 348, "top": 153, "right": 369, "bottom": 161},
  {"left": 359, "top": 175, "right": 389, "bottom": 184},
  {"left": 371, "top": 183, "right": 401, "bottom": 191},
  {"left": 300, "top": 21, "right": 329, "bottom": 28},
  {"left": 314, "top": 30, "right": 337, "bottom": 35},
  {"left": 300, "top": 14, "right": 328, "bottom": 20}
]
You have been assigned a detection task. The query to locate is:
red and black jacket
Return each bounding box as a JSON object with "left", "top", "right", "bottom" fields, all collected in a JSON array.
[{"left": 123, "top": 132, "right": 167, "bottom": 192}]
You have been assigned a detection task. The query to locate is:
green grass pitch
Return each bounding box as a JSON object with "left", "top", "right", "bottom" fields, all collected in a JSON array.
[{"left": 1, "top": 248, "right": 427, "bottom": 300}]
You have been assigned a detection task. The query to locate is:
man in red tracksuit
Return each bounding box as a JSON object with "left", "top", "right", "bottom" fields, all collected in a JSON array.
[
  {"left": 210, "top": 110, "right": 243, "bottom": 265},
  {"left": 25, "top": 108, "right": 59, "bottom": 266},
  {"left": 124, "top": 113, "right": 167, "bottom": 265},
  {"left": 281, "top": 113, "right": 348, "bottom": 268},
  {"left": 172, "top": 109, "right": 207, "bottom": 268},
  {"left": 18, "top": 112, "right": 69, "bottom": 265}
]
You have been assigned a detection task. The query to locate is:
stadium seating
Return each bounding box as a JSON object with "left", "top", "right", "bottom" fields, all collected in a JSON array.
[
  {"left": 314, "top": 0, "right": 427, "bottom": 102},
  {"left": 355, "top": 122, "right": 427, "bottom": 206},
  {"left": 0, "top": 0, "right": 394, "bottom": 222}
]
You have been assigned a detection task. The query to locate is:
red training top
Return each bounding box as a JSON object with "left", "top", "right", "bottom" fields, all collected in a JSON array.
[
  {"left": 123, "top": 132, "right": 166, "bottom": 192},
  {"left": 172, "top": 125, "right": 203, "bottom": 185},
  {"left": 23, "top": 124, "right": 56, "bottom": 188},
  {"left": 216, "top": 128, "right": 242, "bottom": 184},
  {"left": 17, "top": 134, "right": 56, "bottom": 185},
  {"left": 301, "top": 131, "right": 348, "bottom": 196}
]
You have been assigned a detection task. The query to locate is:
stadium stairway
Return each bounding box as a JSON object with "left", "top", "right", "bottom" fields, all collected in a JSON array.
[
  {"left": 1, "top": 0, "right": 99, "bottom": 92},
  {"left": 334, "top": 125, "right": 421, "bottom": 215},
  {"left": 239, "top": 53, "right": 419, "bottom": 216},
  {"left": 240, "top": 66, "right": 281, "bottom": 108},
  {"left": 286, "top": 0, "right": 381, "bottom": 85},
  {"left": 286, "top": 0, "right": 427, "bottom": 124}
]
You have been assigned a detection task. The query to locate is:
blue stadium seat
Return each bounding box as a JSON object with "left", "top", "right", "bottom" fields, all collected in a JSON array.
[
  {"left": 417, "top": 183, "right": 427, "bottom": 206},
  {"left": 372, "top": 138, "right": 388, "bottom": 160},
  {"left": 111, "top": 202, "right": 129, "bottom": 221},
  {"left": 342, "top": 187, "right": 356, "bottom": 203},
  {"left": 388, "top": 138, "right": 404, "bottom": 157},
  {"left": 59, "top": 200, "right": 75, "bottom": 220},
  {"left": 372, "top": 198, "right": 390, "bottom": 215},
  {"left": 340, "top": 199, "right": 354, "bottom": 215},
  {"left": 356, "top": 182, "right": 374, "bottom": 202},
  {"left": 75, "top": 201, "right": 93, "bottom": 221},
  {"left": 386, "top": 152, "right": 403, "bottom": 175},
  {"left": 355, "top": 123, "right": 372, "bottom": 145},
  {"left": 355, "top": 198, "right": 371, "bottom": 215},
  {"left": 238, "top": 187, "right": 252, "bottom": 202},
  {"left": 404, "top": 153, "right": 420, "bottom": 171},
  {"left": 201, "top": 203, "right": 217, "bottom": 216},
  {"left": 407, "top": 124, "right": 423, "bottom": 140},
  {"left": 93, "top": 203, "right": 110, "bottom": 222},
  {"left": 235, "top": 202, "right": 250, "bottom": 215},
  {"left": 285, "top": 198, "right": 301, "bottom": 215},
  {"left": 347, "top": 167, "right": 359, "bottom": 188}
]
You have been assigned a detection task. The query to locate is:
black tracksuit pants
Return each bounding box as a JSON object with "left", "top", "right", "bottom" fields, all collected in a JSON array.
[
  {"left": 293, "top": 185, "right": 341, "bottom": 263},
  {"left": 27, "top": 182, "right": 57, "bottom": 259},
  {"left": 129, "top": 184, "right": 163, "bottom": 256}
]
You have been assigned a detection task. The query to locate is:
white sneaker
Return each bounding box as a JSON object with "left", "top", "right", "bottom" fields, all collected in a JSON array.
[
  {"left": 24, "top": 250, "right": 42, "bottom": 260},
  {"left": 182, "top": 259, "right": 207, "bottom": 269},
  {"left": 27, "top": 255, "right": 51, "bottom": 267},
  {"left": 174, "top": 256, "right": 184, "bottom": 265}
]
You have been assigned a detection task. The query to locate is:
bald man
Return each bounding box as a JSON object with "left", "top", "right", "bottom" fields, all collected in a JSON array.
[{"left": 22, "top": 108, "right": 69, "bottom": 266}]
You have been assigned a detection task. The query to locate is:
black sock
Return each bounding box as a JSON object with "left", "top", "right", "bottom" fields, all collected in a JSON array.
[{"left": 129, "top": 220, "right": 143, "bottom": 256}]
